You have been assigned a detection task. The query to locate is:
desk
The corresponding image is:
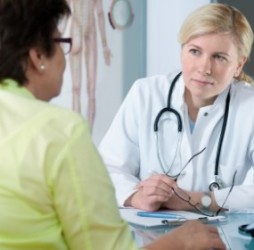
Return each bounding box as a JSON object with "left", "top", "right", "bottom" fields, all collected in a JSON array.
[{"left": 129, "top": 213, "right": 254, "bottom": 250}]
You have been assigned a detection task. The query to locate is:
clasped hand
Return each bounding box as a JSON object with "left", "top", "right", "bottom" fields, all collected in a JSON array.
[{"left": 126, "top": 173, "right": 177, "bottom": 211}]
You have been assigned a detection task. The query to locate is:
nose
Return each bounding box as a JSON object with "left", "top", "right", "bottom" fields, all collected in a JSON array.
[{"left": 197, "top": 56, "right": 212, "bottom": 76}]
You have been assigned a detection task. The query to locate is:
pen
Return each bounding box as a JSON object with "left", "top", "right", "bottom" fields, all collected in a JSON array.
[
  {"left": 162, "top": 219, "right": 187, "bottom": 226},
  {"left": 161, "top": 217, "right": 209, "bottom": 227},
  {"left": 137, "top": 211, "right": 185, "bottom": 219}
]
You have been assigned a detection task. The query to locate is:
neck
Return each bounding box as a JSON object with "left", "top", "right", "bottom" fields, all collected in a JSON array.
[{"left": 184, "top": 89, "right": 216, "bottom": 121}]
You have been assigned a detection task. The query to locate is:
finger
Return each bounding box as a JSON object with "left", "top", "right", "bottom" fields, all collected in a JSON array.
[
  {"left": 133, "top": 189, "right": 171, "bottom": 211},
  {"left": 200, "top": 225, "right": 227, "bottom": 250},
  {"left": 141, "top": 193, "right": 173, "bottom": 206},
  {"left": 151, "top": 174, "right": 179, "bottom": 190},
  {"left": 141, "top": 175, "right": 176, "bottom": 190},
  {"left": 138, "top": 179, "right": 174, "bottom": 197},
  {"left": 209, "top": 236, "right": 227, "bottom": 250},
  {"left": 141, "top": 185, "right": 173, "bottom": 200},
  {"left": 135, "top": 184, "right": 175, "bottom": 205}
]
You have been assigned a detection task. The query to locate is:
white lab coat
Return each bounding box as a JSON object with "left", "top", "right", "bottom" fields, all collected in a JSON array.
[{"left": 99, "top": 72, "right": 254, "bottom": 210}]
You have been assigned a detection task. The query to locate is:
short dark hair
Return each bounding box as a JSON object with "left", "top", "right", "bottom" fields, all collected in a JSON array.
[{"left": 0, "top": 0, "right": 71, "bottom": 84}]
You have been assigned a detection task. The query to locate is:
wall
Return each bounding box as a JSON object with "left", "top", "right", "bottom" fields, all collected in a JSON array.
[
  {"left": 51, "top": 0, "right": 146, "bottom": 146},
  {"left": 146, "top": 0, "right": 210, "bottom": 76},
  {"left": 51, "top": 0, "right": 212, "bottom": 146},
  {"left": 215, "top": 0, "right": 254, "bottom": 79}
]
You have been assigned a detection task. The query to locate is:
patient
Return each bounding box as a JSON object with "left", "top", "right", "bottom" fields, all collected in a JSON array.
[{"left": 0, "top": 0, "right": 225, "bottom": 249}]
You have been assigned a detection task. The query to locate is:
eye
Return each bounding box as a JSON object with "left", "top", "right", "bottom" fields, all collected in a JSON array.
[
  {"left": 214, "top": 54, "right": 227, "bottom": 62},
  {"left": 189, "top": 48, "right": 200, "bottom": 56}
]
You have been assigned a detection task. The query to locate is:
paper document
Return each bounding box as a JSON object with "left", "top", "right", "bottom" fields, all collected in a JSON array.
[{"left": 120, "top": 208, "right": 227, "bottom": 228}]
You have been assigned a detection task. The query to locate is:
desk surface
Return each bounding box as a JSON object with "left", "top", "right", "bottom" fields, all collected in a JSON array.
[{"left": 129, "top": 212, "right": 254, "bottom": 250}]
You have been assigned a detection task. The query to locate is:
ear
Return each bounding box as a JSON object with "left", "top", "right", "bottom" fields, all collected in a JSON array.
[
  {"left": 28, "top": 48, "right": 45, "bottom": 73},
  {"left": 235, "top": 56, "right": 247, "bottom": 77}
]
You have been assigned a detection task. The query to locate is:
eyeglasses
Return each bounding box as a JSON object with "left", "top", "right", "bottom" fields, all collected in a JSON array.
[
  {"left": 53, "top": 37, "right": 72, "bottom": 54},
  {"left": 172, "top": 170, "right": 237, "bottom": 217},
  {"left": 166, "top": 147, "right": 206, "bottom": 180}
]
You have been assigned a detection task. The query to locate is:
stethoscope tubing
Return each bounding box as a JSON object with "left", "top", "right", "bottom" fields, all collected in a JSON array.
[
  {"left": 154, "top": 72, "right": 183, "bottom": 133},
  {"left": 154, "top": 72, "right": 231, "bottom": 189},
  {"left": 155, "top": 129, "right": 182, "bottom": 177},
  {"left": 214, "top": 89, "right": 231, "bottom": 176}
]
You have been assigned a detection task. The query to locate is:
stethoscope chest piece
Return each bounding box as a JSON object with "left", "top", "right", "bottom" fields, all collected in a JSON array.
[
  {"left": 209, "top": 181, "right": 221, "bottom": 191},
  {"left": 209, "top": 175, "right": 223, "bottom": 191}
]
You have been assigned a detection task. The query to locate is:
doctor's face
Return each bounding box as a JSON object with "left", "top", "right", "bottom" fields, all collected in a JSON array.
[{"left": 181, "top": 33, "right": 246, "bottom": 106}]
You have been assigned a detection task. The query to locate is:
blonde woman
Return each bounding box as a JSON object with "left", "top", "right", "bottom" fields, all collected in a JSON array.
[{"left": 100, "top": 3, "right": 254, "bottom": 214}]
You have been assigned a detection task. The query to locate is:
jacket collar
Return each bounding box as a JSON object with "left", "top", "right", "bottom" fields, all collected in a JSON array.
[{"left": 0, "top": 78, "right": 35, "bottom": 99}]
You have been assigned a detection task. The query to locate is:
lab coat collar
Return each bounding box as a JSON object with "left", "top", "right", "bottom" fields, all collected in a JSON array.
[{"left": 207, "top": 83, "right": 232, "bottom": 113}]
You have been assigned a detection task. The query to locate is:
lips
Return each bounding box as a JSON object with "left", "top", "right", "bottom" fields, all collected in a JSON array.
[{"left": 192, "top": 78, "right": 214, "bottom": 86}]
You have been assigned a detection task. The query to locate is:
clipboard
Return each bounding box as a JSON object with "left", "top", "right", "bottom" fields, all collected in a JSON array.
[{"left": 120, "top": 208, "right": 227, "bottom": 228}]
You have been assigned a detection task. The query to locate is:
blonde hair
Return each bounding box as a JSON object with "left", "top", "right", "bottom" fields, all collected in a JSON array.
[{"left": 178, "top": 3, "right": 254, "bottom": 83}]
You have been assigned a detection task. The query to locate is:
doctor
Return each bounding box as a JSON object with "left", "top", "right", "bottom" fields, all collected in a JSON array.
[{"left": 99, "top": 3, "right": 254, "bottom": 212}]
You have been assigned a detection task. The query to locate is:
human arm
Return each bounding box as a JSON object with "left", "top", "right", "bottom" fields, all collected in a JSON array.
[
  {"left": 145, "top": 220, "right": 226, "bottom": 250},
  {"left": 99, "top": 79, "right": 177, "bottom": 210},
  {"left": 162, "top": 187, "right": 223, "bottom": 213},
  {"left": 50, "top": 117, "right": 138, "bottom": 250},
  {"left": 95, "top": 0, "right": 111, "bottom": 65},
  {"left": 68, "top": 0, "right": 83, "bottom": 54}
]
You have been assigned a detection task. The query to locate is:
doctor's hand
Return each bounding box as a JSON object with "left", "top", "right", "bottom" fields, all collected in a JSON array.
[{"left": 124, "top": 174, "right": 176, "bottom": 211}]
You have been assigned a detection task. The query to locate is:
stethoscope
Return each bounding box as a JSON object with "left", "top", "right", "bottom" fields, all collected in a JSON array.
[{"left": 154, "top": 72, "right": 231, "bottom": 191}]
